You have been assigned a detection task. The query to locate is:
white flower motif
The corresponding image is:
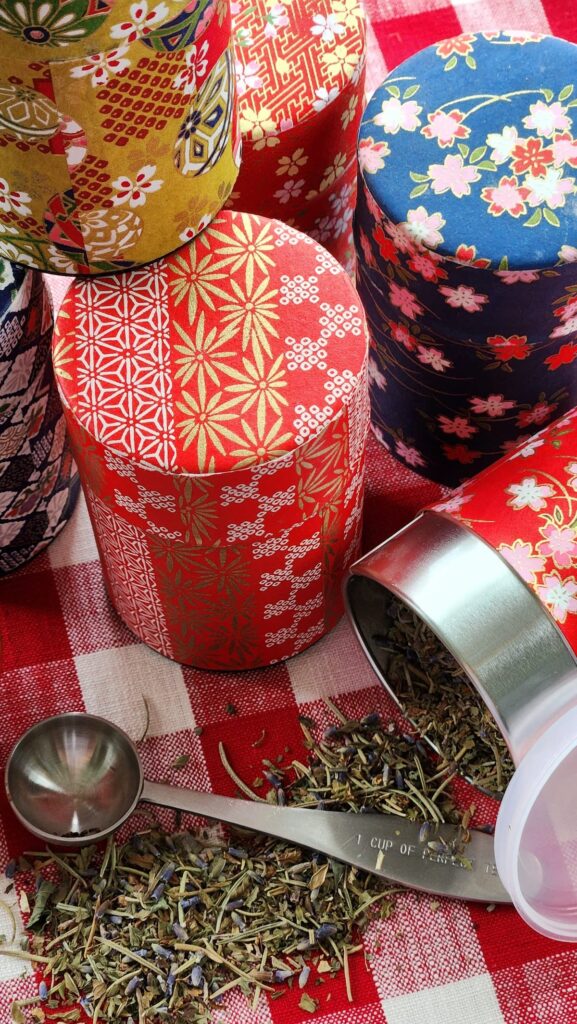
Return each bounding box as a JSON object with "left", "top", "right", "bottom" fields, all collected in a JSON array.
[
  {"left": 313, "top": 86, "right": 339, "bottom": 112},
  {"left": 112, "top": 164, "right": 163, "bottom": 208},
  {"left": 435, "top": 492, "right": 473, "bottom": 514},
  {"left": 71, "top": 45, "right": 130, "bottom": 86},
  {"left": 506, "top": 476, "right": 555, "bottom": 511},
  {"left": 235, "top": 58, "right": 263, "bottom": 97},
  {"left": 273, "top": 178, "right": 305, "bottom": 204},
  {"left": 523, "top": 100, "right": 571, "bottom": 139},
  {"left": 403, "top": 206, "right": 445, "bottom": 249},
  {"left": 110, "top": 1, "right": 169, "bottom": 42},
  {"left": 559, "top": 244, "right": 577, "bottom": 262},
  {"left": 311, "top": 12, "right": 345, "bottom": 42},
  {"left": 0, "top": 241, "right": 35, "bottom": 266},
  {"left": 173, "top": 41, "right": 209, "bottom": 96},
  {"left": 0, "top": 177, "right": 31, "bottom": 216},
  {"left": 373, "top": 97, "right": 422, "bottom": 134},
  {"left": 510, "top": 437, "right": 545, "bottom": 460},
  {"left": 368, "top": 358, "right": 386, "bottom": 390},
  {"left": 0, "top": 261, "right": 14, "bottom": 290},
  {"left": 264, "top": 3, "right": 289, "bottom": 38},
  {"left": 486, "top": 125, "right": 518, "bottom": 164},
  {"left": 523, "top": 167, "right": 575, "bottom": 209}
]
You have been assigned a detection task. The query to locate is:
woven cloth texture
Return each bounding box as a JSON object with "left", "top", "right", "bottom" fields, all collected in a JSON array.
[{"left": 3, "top": 0, "right": 577, "bottom": 1019}]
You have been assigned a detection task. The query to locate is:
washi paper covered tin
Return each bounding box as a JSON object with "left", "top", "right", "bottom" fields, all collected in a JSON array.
[
  {"left": 355, "top": 31, "right": 577, "bottom": 487},
  {"left": 229, "top": 0, "right": 365, "bottom": 267},
  {"left": 54, "top": 209, "right": 369, "bottom": 669},
  {"left": 0, "top": 0, "right": 240, "bottom": 274},
  {"left": 346, "top": 409, "right": 577, "bottom": 941},
  {"left": 1, "top": 262, "right": 79, "bottom": 572}
]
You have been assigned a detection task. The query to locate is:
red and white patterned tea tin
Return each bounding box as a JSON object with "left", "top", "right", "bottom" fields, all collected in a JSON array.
[
  {"left": 229, "top": 0, "right": 366, "bottom": 267},
  {"left": 345, "top": 409, "right": 577, "bottom": 940},
  {"left": 54, "top": 210, "right": 369, "bottom": 669}
]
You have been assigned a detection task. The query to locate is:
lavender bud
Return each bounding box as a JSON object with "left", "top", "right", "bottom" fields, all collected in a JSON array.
[
  {"left": 172, "top": 921, "right": 188, "bottom": 941},
  {"left": 151, "top": 943, "right": 174, "bottom": 960},
  {"left": 165, "top": 971, "right": 176, "bottom": 997},
  {"left": 264, "top": 771, "right": 283, "bottom": 788},
  {"left": 38, "top": 980, "right": 48, "bottom": 1002},
  {"left": 227, "top": 847, "right": 248, "bottom": 860},
  {"left": 226, "top": 899, "right": 244, "bottom": 911},
  {"left": 5, "top": 860, "right": 16, "bottom": 879},
  {"left": 160, "top": 862, "right": 176, "bottom": 883},
  {"left": 298, "top": 965, "right": 310, "bottom": 988},
  {"left": 190, "top": 965, "right": 204, "bottom": 988},
  {"left": 151, "top": 882, "right": 166, "bottom": 902},
  {"left": 273, "top": 969, "right": 293, "bottom": 982},
  {"left": 125, "top": 975, "right": 143, "bottom": 996},
  {"left": 315, "top": 923, "right": 337, "bottom": 942},
  {"left": 180, "top": 896, "right": 201, "bottom": 911},
  {"left": 231, "top": 911, "right": 245, "bottom": 931}
]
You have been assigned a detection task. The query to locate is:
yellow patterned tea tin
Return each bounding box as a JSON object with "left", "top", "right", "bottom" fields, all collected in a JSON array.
[{"left": 0, "top": 1, "right": 240, "bottom": 274}]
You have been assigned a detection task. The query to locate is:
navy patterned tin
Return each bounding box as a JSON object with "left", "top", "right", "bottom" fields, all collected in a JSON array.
[
  {"left": 0, "top": 263, "right": 79, "bottom": 573},
  {"left": 355, "top": 31, "right": 577, "bottom": 487}
]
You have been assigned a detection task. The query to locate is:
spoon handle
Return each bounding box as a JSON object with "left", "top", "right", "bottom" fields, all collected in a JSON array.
[{"left": 140, "top": 780, "right": 510, "bottom": 903}]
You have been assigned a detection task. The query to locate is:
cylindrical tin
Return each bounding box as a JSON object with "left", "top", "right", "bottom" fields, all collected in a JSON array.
[
  {"left": 355, "top": 31, "right": 577, "bottom": 487},
  {"left": 54, "top": 210, "right": 369, "bottom": 669},
  {"left": 345, "top": 408, "right": 577, "bottom": 767},
  {"left": 229, "top": 0, "right": 366, "bottom": 268},
  {"left": 0, "top": 0, "right": 240, "bottom": 274},
  {"left": 0, "top": 262, "right": 79, "bottom": 572}
]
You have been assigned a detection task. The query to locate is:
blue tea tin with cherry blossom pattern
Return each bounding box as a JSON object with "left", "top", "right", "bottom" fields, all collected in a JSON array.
[{"left": 355, "top": 30, "right": 577, "bottom": 487}]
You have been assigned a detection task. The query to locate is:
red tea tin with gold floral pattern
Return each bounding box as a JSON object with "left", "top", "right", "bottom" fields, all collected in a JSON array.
[{"left": 53, "top": 210, "right": 369, "bottom": 669}]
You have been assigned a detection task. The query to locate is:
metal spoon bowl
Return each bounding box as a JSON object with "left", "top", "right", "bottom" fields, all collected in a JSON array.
[
  {"left": 4, "top": 712, "right": 510, "bottom": 903},
  {"left": 6, "top": 713, "right": 143, "bottom": 844}
]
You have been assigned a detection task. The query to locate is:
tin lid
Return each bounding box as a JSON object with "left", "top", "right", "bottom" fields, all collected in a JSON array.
[
  {"left": 53, "top": 209, "right": 368, "bottom": 475},
  {"left": 359, "top": 31, "right": 577, "bottom": 270},
  {"left": 0, "top": 0, "right": 219, "bottom": 60},
  {"left": 495, "top": 704, "right": 577, "bottom": 940}
]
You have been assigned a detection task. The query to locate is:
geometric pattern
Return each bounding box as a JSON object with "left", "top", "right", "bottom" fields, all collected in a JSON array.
[
  {"left": 88, "top": 489, "right": 174, "bottom": 659},
  {"left": 72, "top": 264, "right": 176, "bottom": 470},
  {"left": 231, "top": 0, "right": 366, "bottom": 264}
]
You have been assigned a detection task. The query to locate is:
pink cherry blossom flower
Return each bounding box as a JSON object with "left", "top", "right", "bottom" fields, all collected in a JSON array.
[
  {"left": 523, "top": 100, "right": 571, "bottom": 139},
  {"left": 358, "top": 136, "right": 390, "bottom": 174},
  {"left": 439, "top": 284, "right": 488, "bottom": 312},
  {"left": 273, "top": 178, "right": 305, "bottom": 204},
  {"left": 556, "top": 297, "right": 577, "bottom": 323},
  {"left": 390, "top": 322, "right": 416, "bottom": 350},
  {"left": 537, "top": 572, "right": 577, "bottom": 623},
  {"left": 499, "top": 540, "right": 546, "bottom": 583},
  {"left": 523, "top": 167, "right": 575, "bottom": 209},
  {"left": 403, "top": 206, "right": 445, "bottom": 248},
  {"left": 559, "top": 244, "right": 577, "bottom": 262},
  {"left": 389, "top": 282, "right": 423, "bottom": 319},
  {"left": 368, "top": 359, "right": 387, "bottom": 390},
  {"left": 435, "top": 492, "right": 473, "bottom": 514},
  {"left": 359, "top": 230, "right": 376, "bottom": 268},
  {"left": 506, "top": 476, "right": 555, "bottom": 511},
  {"left": 486, "top": 125, "right": 518, "bottom": 164},
  {"left": 386, "top": 220, "right": 415, "bottom": 253},
  {"left": 551, "top": 316, "right": 577, "bottom": 339},
  {"left": 372, "top": 425, "right": 390, "bottom": 450},
  {"left": 235, "top": 58, "right": 263, "bottom": 96},
  {"left": 373, "top": 97, "right": 422, "bottom": 134},
  {"left": 495, "top": 269, "right": 539, "bottom": 284},
  {"left": 517, "top": 400, "right": 557, "bottom": 428},
  {"left": 552, "top": 133, "right": 577, "bottom": 168},
  {"left": 469, "top": 394, "right": 516, "bottom": 418},
  {"left": 112, "top": 164, "right": 163, "bottom": 207},
  {"left": 422, "top": 109, "right": 469, "bottom": 148},
  {"left": 313, "top": 86, "right": 339, "bottom": 112},
  {"left": 264, "top": 3, "right": 289, "bottom": 38},
  {"left": 481, "top": 175, "right": 529, "bottom": 217},
  {"left": 396, "top": 439, "right": 426, "bottom": 467},
  {"left": 417, "top": 345, "right": 452, "bottom": 372},
  {"left": 427, "top": 154, "right": 480, "bottom": 198},
  {"left": 539, "top": 522, "right": 577, "bottom": 569},
  {"left": 437, "top": 415, "right": 477, "bottom": 438},
  {"left": 510, "top": 437, "right": 546, "bottom": 459},
  {"left": 407, "top": 249, "right": 447, "bottom": 282},
  {"left": 71, "top": 45, "right": 130, "bottom": 86},
  {"left": 110, "top": 1, "right": 169, "bottom": 42},
  {"left": 566, "top": 461, "right": 577, "bottom": 491}
]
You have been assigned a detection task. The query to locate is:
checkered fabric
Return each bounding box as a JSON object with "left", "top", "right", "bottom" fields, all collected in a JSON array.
[{"left": 3, "top": 1, "right": 577, "bottom": 1019}]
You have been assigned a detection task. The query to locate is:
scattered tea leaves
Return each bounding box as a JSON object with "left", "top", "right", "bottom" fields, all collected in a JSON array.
[{"left": 373, "top": 600, "right": 514, "bottom": 794}]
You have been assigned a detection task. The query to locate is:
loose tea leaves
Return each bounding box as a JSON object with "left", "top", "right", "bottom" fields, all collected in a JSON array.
[
  {"left": 374, "top": 599, "right": 515, "bottom": 795},
  {"left": 5, "top": 703, "right": 479, "bottom": 1022}
]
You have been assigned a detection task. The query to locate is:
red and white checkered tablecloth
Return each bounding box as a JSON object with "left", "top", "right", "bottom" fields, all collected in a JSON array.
[{"left": 3, "top": 1, "right": 577, "bottom": 1020}]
